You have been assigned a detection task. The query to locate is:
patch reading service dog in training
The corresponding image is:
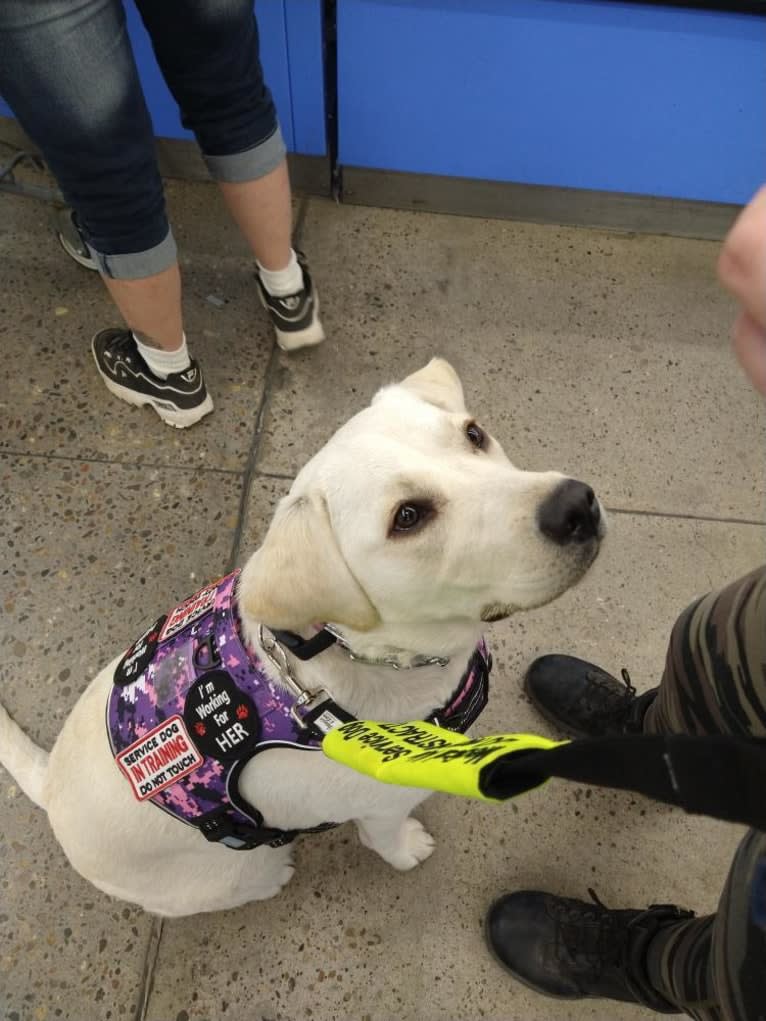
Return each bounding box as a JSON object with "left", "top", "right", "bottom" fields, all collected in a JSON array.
[{"left": 116, "top": 715, "right": 203, "bottom": 801}]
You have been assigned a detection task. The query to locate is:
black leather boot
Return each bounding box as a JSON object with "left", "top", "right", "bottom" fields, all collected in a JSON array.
[
  {"left": 486, "top": 889, "right": 693, "bottom": 1013},
  {"left": 524, "top": 654, "right": 658, "bottom": 737}
]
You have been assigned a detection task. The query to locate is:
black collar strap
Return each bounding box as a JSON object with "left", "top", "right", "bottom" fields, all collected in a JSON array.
[
  {"left": 272, "top": 625, "right": 451, "bottom": 670},
  {"left": 432, "top": 644, "right": 491, "bottom": 733},
  {"left": 270, "top": 628, "right": 337, "bottom": 661}
]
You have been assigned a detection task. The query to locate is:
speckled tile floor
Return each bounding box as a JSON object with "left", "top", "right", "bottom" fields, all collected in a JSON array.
[{"left": 1, "top": 184, "right": 764, "bottom": 1021}]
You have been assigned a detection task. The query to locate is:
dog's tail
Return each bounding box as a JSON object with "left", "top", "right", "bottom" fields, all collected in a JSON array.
[{"left": 0, "top": 701, "right": 49, "bottom": 809}]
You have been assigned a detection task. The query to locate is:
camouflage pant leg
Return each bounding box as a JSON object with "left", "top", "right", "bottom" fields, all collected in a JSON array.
[
  {"left": 645, "top": 828, "right": 766, "bottom": 1021},
  {"left": 643, "top": 565, "right": 766, "bottom": 740},
  {"left": 641, "top": 567, "right": 766, "bottom": 1019}
]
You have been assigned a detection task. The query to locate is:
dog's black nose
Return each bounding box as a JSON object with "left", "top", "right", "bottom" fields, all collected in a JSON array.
[{"left": 538, "top": 480, "right": 600, "bottom": 545}]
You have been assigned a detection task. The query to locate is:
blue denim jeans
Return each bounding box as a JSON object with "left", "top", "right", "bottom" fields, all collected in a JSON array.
[{"left": 0, "top": 0, "right": 285, "bottom": 277}]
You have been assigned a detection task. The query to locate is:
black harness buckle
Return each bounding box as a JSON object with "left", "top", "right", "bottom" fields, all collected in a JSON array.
[{"left": 197, "top": 808, "right": 294, "bottom": 851}]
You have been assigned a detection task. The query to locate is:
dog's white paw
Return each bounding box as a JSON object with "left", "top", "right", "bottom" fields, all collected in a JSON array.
[
  {"left": 256, "top": 859, "right": 296, "bottom": 901},
  {"left": 384, "top": 817, "right": 436, "bottom": 871}
]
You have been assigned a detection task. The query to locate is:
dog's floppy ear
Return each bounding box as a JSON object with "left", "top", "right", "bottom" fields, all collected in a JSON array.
[
  {"left": 238, "top": 493, "right": 379, "bottom": 632},
  {"left": 399, "top": 358, "right": 466, "bottom": 413}
]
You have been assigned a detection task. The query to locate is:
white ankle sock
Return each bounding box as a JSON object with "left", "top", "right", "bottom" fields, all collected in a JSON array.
[
  {"left": 134, "top": 332, "right": 191, "bottom": 379},
  {"left": 257, "top": 249, "right": 303, "bottom": 297}
]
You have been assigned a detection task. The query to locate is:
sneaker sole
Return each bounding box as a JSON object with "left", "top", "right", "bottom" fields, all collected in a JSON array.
[
  {"left": 258, "top": 288, "right": 326, "bottom": 351},
  {"left": 58, "top": 231, "right": 99, "bottom": 272},
  {"left": 91, "top": 342, "right": 214, "bottom": 429}
]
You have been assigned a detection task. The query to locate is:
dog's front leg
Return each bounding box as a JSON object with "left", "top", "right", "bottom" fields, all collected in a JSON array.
[{"left": 356, "top": 813, "right": 435, "bottom": 871}]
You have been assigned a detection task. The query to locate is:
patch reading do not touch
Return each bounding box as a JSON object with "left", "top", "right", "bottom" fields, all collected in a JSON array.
[{"left": 116, "top": 716, "right": 203, "bottom": 801}]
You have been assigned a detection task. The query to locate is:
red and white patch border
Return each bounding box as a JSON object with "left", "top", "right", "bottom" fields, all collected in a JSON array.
[
  {"left": 159, "top": 580, "right": 221, "bottom": 642},
  {"left": 115, "top": 715, "right": 203, "bottom": 802}
]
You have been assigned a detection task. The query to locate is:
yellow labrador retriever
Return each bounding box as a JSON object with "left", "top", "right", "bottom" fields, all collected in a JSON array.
[{"left": 0, "top": 360, "right": 604, "bottom": 916}]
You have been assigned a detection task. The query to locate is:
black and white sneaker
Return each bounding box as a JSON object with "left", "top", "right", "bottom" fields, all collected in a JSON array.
[
  {"left": 256, "top": 250, "right": 325, "bottom": 351},
  {"left": 56, "top": 208, "right": 98, "bottom": 271},
  {"left": 91, "top": 329, "right": 214, "bottom": 429}
]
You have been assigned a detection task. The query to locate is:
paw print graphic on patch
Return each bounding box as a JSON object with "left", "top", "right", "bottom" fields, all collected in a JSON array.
[
  {"left": 236, "top": 704, "right": 249, "bottom": 720},
  {"left": 195, "top": 722, "right": 207, "bottom": 736}
]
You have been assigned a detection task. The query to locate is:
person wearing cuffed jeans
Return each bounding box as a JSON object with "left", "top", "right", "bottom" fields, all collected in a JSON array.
[{"left": 0, "top": 0, "right": 324, "bottom": 429}]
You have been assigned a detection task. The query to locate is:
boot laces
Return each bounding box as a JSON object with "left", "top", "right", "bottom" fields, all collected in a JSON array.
[
  {"left": 552, "top": 888, "right": 630, "bottom": 979},
  {"left": 578, "top": 667, "right": 636, "bottom": 730}
]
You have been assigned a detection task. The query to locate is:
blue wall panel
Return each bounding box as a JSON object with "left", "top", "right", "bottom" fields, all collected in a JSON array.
[
  {"left": 285, "top": 1, "right": 328, "bottom": 155},
  {"left": 338, "top": 0, "right": 766, "bottom": 202}
]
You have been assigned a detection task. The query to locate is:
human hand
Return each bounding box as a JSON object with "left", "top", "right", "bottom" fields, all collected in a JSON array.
[{"left": 717, "top": 185, "right": 766, "bottom": 395}]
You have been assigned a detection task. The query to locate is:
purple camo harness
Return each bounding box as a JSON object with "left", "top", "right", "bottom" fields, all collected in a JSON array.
[{"left": 107, "top": 571, "right": 491, "bottom": 850}]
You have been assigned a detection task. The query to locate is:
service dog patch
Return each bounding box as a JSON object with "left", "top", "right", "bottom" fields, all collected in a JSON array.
[
  {"left": 159, "top": 581, "right": 220, "bottom": 642},
  {"left": 183, "top": 670, "right": 260, "bottom": 762},
  {"left": 116, "top": 716, "right": 203, "bottom": 801},
  {"left": 114, "top": 615, "right": 167, "bottom": 687}
]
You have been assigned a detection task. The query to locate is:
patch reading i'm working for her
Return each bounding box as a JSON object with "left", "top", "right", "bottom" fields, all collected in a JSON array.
[
  {"left": 116, "top": 715, "right": 202, "bottom": 801},
  {"left": 183, "top": 670, "right": 260, "bottom": 762}
]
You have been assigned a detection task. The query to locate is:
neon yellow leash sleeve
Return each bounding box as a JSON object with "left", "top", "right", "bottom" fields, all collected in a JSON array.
[
  {"left": 322, "top": 719, "right": 566, "bottom": 801},
  {"left": 324, "top": 721, "right": 766, "bottom": 831}
]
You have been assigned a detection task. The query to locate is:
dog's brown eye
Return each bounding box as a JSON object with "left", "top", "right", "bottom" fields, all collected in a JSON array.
[
  {"left": 390, "top": 499, "right": 436, "bottom": 537},
  {"left": 466, "top": 421, "right": 485, "bottom": 448},
  {"left": 393, "top": 504, "right": 422, "bottom": 531}
]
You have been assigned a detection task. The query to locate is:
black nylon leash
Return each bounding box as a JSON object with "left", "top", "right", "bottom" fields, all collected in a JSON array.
[{"left": 480, "top": 733, "right": 766, "bottom": 830}]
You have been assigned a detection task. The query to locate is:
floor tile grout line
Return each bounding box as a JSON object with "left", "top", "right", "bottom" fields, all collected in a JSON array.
[
  {"left": 2, "top": 450, "right": 761, "bottom": 527},
  {"left": 135, "top": 917, "right": 164, "bottom": 1021},
  {"left": 252, "top": 469, "right": 296, "bottom": 481},
  {"left": 292, "top": 192, "right": 310, "bottom": 246},
  {"left": 0, "top": 449, "right": 242, "bottom": 475},
  {"left": 605, "top": 505, "right": 766, "bottom": 527},
  {"left": 225, "top": 343, "right": 282, "bottom": 572}
]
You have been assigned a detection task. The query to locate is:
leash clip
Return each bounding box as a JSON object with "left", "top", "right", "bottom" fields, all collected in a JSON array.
[
  {"left": 290, "top": 688, "right": 331, "bottom": 728},
  {"left": 292, "top": 690, "right": 355, "bottom": 736},
  {"left": 258, "top": 626, "right": 350, "bottom": 736}
]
